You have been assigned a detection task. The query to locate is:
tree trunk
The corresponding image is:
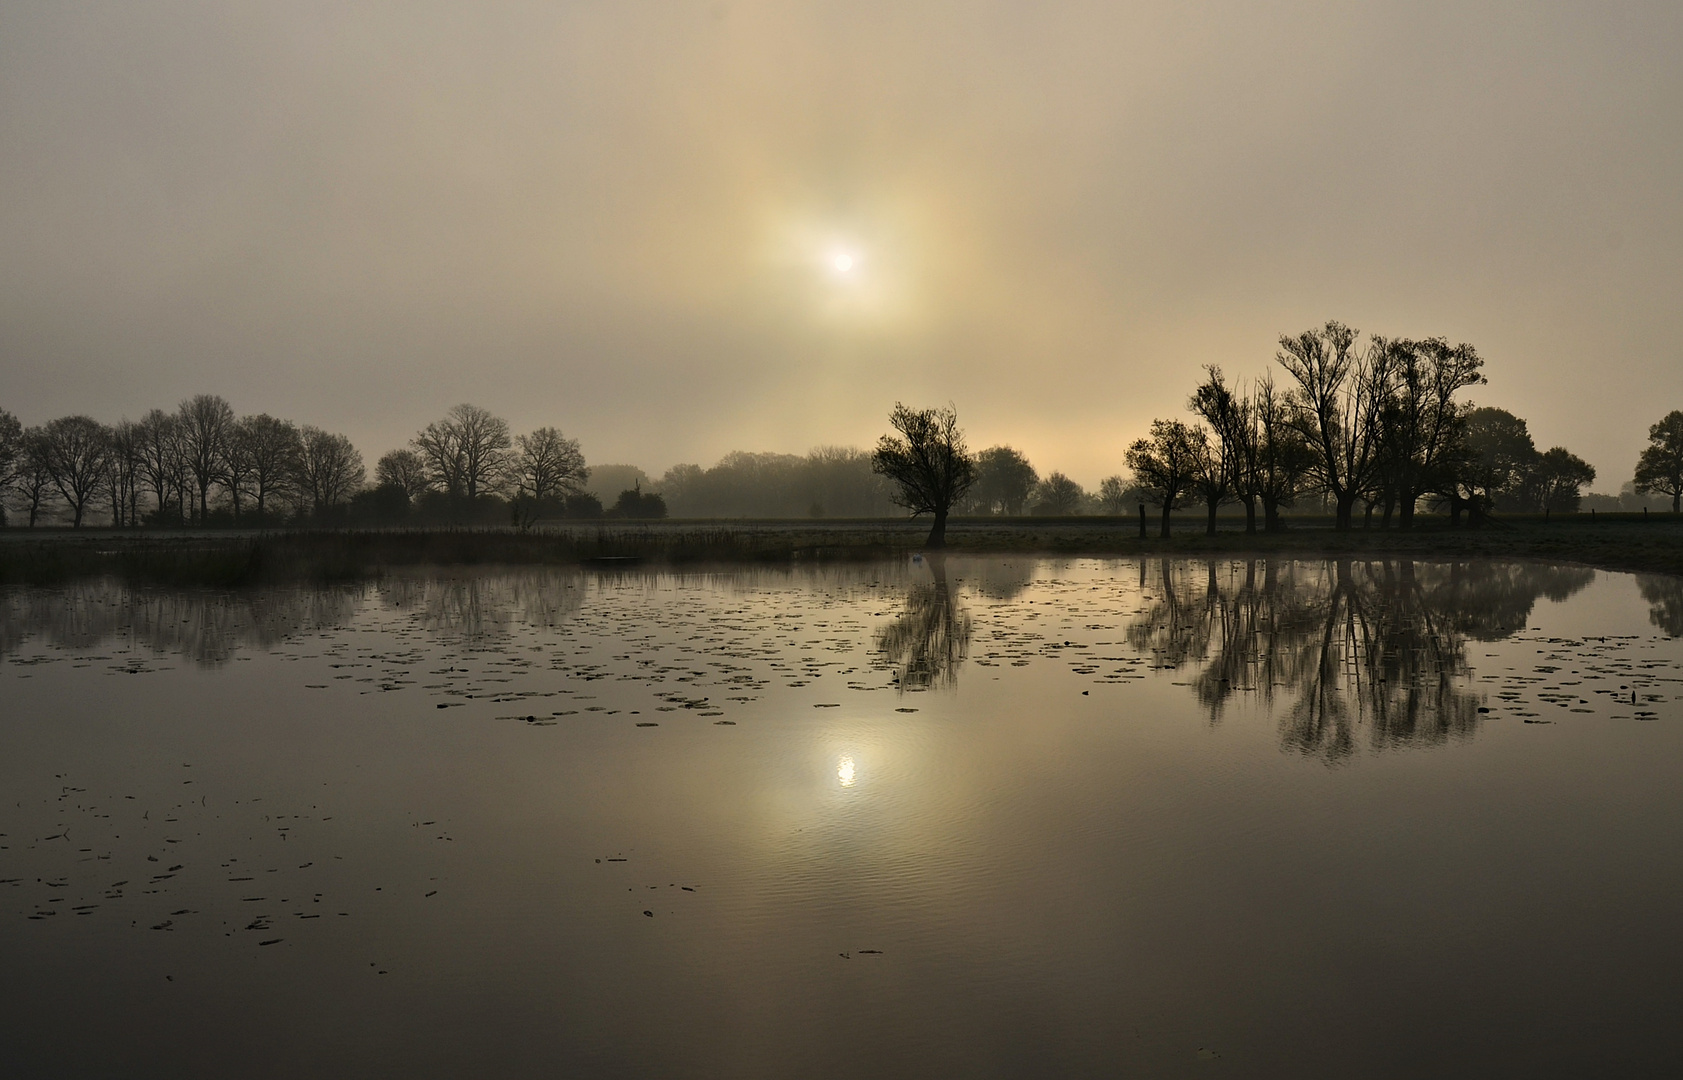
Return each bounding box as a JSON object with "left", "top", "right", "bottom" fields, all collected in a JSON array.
[
  {"left": 926, "top": 509, "right": 948, "bottom": 549},
  {"left": 1362, "top": 503, "right": 1374, "bottom": 530},
  {"left": 1205, "top": 498, "right": 1218, "bottom": 535},
  {"left": 1243, "top": 496, "right": 1256, "bottom": 534},
  {"left": 1262, "top": 496, "right": 1282, "bottom": 533},
  {"left": 1335, "top": 492, "right": 1355, "bottom": 531},
  {"left": 1160, "top": 503, "right": 1172, "bottom": 539},
  {"left": 1398, "top": 491, "right": 1415, "bottom": 531}
]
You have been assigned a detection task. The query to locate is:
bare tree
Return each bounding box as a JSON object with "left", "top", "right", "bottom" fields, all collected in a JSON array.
[
  {"left": 236, "top": 415, "right": 304, "bottom": 521},
  {"left": 375, "top": 448, "right": 432, "bottom": 499},
  {"left": 1634, "top": 410, "right": 1683, "bottom": 513},
  {"left": 41, "top": 416, "right": 111, "bottom": 528},
  {"left": 295, "top": 427, "right": 365, "bottom": 515},
  {"left": 0, "top": 408, "right": 21, "bottom": 525},
  {"left": 512, "top": 427, "right": 587, "bottom": 501},
  {"left": 1381, "top": 339, "right": 1484, "bottom": 529},
  {"left": 136, "top": 409, "right": 183, "bottom": 525},
  {"left": 871, "top": 403, "right": 977, "bottom": 548},
  {"left": 1253, "top": 374, "right": 1312, "bottom": 532},
  {"left": 104, "top": 420, "right": 143, "bottom": 527},
  {"left": 1098, "top": 475, "right": 1131, "bottom": 514},
  {"left": 224, "top": 423, "right": 254, "bottom": 522},
  {"left": 11, "top": 427, "right": 53, "bottom": 526},
  {"left": 177, "top": 394, "right": 235, "bottom": 524},
  {"left": 413, "top": 404, "right": 510, "bottom": 499},
  {"left": 1125, "top": 419, "right": 1208, "bottom": 538},
  {"left": 1275, "top": 322, "right": 1395, "bottom": 530},
  {"left": 1189, "top": 366, "right": 1246, "bottom": 534}
]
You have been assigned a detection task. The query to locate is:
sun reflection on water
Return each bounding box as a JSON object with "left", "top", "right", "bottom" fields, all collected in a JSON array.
[{"left": 837, "top": 755, "right": 856, "bottom": 787}]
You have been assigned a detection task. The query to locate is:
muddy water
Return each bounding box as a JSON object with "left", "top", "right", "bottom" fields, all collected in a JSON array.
[{"left": 2, "top": 557, "right": 1681, "bottom": 1078}]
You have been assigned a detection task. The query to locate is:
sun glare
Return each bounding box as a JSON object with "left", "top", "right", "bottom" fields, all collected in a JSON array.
[{"left": 830, "top": 251, "right": 856, "bottom": 274}]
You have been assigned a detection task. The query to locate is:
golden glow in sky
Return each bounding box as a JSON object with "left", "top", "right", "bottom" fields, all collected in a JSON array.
[{"left": 1, "top": 3, "right": 1678, "bottom": 486}]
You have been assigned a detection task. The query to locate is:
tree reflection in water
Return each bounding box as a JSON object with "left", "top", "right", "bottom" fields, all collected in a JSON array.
[
  {"left": 874, "top": 556, "right": 972, "bottom": 691},
  {"left": 1127, "top": 559, "right": 1594, "bottom": 761},
  {"left": 1637, "top": 575, "right": 1683, "bottom": 637},
  {"left": 0, "top": 582, "right": 361, "bottom": 666},
  {"left": 377, "top": 569, "right": 585, "bottom": 641}
]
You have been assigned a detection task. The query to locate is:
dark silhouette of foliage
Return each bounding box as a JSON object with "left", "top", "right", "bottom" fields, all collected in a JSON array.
[
  {"left": 375, "top": 448, "right": 431, "bottom": 500},
  {"left": 1253, "top": 374, "right": 1314, "bottom": 531},
  {"left": 1125, "top": 419, "right": 1207, "bottom": 537},
  {"left": 1030, "top": 472, "right": 1085, "bottom": 515},
  {"left": 1634, "top": 410, "right": 1683, "bottom": 512},
  {"left": 968, "top": 446, "right": 1039, "bottom": 515},
  {"left": 414, "top": 404, "right": 510, "bottom": 499},
  {"left": 1189, "top": 366, "right": 1248, "bottom": 533},
  {"left": 871, "top": 403, "right": 977, "bottom": 548},
  {"left": 1380, "top": 338, "right": 1484, "bottom": 528},
  {"left": 40, "top": 416, "right": 111, "bottom": 528},
  {"left": 0, "top": 408, "right": 22, "bottom": 526},
  {"left": 177, "top": 394, "right": 235, "bottom": 524},
  {"left": 611, "top": 484, "right": 667, "bottom": 519},
  {"left": 1274, "top": 321, "right": 1395, "bottom": 531}
]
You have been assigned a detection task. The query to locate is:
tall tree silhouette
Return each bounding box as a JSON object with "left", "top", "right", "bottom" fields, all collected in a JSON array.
[
  {"left": 1634, "top": 410, "right": 1683, "bottom": 512},
  {"left": 1126, "top": 419, "right": 1207, "bottom": 537},
  {"left": 872, "top": 403, "right": 977, "bottom": 548}
]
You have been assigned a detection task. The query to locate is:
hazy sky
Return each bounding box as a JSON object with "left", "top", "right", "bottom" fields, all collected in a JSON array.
[{"left": 2, "top": 1, "right": 1679, "bottom": 488}]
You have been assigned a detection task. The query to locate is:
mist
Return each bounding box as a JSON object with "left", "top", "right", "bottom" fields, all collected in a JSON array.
[{"left": 3, "top": 1, "right": 1680, "bottom": 487}]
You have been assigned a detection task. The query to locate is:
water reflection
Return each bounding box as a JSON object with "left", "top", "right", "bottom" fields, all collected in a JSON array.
[
  {"left": 378, "top": 570, "right": 585, "bottom": 641},
  {"left": 873, "top": 557, "right": 972, "bottom": 691},
  {"left": 837, "top": 755, "right": 856, "bottom": 787},
  {"left": 1129, "top": 559, "right": 1595, "bottom": 760},
  {"left": 1638, "top": 575, "right": 1683, "bottom": 637},
  {"left": 0, "top": 581, "right": 361, "bottom": 666}
]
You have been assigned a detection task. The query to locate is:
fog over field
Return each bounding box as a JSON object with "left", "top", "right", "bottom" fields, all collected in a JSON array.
[{"left": 2, "top": 1, "right": 1680, "bottom": 486}]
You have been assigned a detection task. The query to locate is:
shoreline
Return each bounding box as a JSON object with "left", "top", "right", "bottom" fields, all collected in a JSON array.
[{"left": 2, "top": 515, "right": 1681, "bottom": 586}]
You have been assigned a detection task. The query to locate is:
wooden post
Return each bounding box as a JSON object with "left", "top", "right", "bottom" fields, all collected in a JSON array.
[{"left": 1138, "top": 502, "right": 1146, "bottom": 539}]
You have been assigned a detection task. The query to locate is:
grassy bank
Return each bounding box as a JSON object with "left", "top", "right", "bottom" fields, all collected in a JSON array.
[{"left": 2, "top": 514, "right": 1681, "bottom": 586}]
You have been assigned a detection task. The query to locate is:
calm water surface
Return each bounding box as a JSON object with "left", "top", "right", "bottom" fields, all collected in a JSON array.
[{"left": 3, "top": 557, "right": 1682, "bottom": 1078}]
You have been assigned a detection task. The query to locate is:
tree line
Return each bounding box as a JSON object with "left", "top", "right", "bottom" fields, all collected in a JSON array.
[
  {"left": 869, "top": 320, "right": 1683, "bottom": 545},
  {"left": 5, "top": 324, "right": 1682, "bottom": 532},
  {"left": 0, "top": 399, "right": 653, "bottom": 529}
]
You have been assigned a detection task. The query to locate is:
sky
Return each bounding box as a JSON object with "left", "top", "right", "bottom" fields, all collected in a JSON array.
[{"left": 2, "top": 1, "right": 1680, "bottom": 489}]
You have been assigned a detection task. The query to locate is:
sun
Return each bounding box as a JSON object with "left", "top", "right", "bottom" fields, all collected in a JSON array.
[{"left": 830, "top": 251, "right": 856, "bottom": 274}]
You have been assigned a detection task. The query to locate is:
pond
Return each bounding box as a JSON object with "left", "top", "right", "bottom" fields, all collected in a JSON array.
[{"left": 3, "top": 557, "right": 1681, "bottom": 1078}]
